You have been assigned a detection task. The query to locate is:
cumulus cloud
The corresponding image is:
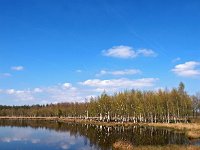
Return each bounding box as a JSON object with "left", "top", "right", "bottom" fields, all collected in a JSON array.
[
  {"left": 0, "top": 82, "right": 83, "bottom": 105},
  {"left": 96, "top": 69, "right": 141, "bottom": 76},
  {"left": 80, "top": 78, "right": 158, "bottom": 91},
  {"left": 136, "top": 49, "right": 157, "bottom": 57},
  {"left": 62, "top": 83, "right": 72, "bottom": 89},
  {"left": 102, "top": 45, "right": 137, "bottom": 58},
  {"left": 45, "top": 84, "right": 79, "bottom": 103},
  {"left": 0, "top": 77, "right": 158, "bottom": 105},
  {"left": 172, "top": 61, "right": 200, "bottom": 77},
  {"left": 62, "top": 83, "right": 77, "bottom": 90},
  {"left": 33, "top": 88, "right": 43, "bottom": 93},
  {"left": 11, "top": 66, "right": 24, "bottom": 71},
  {"left": 102, "top": 45, "right": 156, "bottom": 58},
  {"left": 5, "top": 89, "right": 34, "bottom": 101},
  {"left": 6, "top": 89, "right": 15, "bottom": 94}
]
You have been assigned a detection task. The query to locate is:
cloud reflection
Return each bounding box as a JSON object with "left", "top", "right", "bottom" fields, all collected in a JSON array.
[{"left": 0, "top": 127, "right": 86, "bottom": 150}]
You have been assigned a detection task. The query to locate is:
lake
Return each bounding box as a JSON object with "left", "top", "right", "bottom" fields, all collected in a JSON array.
[{"left": 0, "top": 119, "right": 192, "bottom": 150}]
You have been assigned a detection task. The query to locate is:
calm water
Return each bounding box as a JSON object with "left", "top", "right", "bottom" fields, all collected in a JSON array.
[{"left": 0, "top": 120, "right": 190, "bottom": 150}]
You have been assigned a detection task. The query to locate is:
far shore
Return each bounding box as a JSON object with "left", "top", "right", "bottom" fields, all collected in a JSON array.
[{"left": 0, "top": 116, "right": 200, "bottom": 139}]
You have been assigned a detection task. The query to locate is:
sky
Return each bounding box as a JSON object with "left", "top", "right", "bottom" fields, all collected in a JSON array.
[{"left": 0, "top": 0, "right": 200, "bottom": 105}]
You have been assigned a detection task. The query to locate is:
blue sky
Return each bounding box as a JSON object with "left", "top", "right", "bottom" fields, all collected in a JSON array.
[{"left": 0, "top": 0, "right": 200, "bottom": 105}]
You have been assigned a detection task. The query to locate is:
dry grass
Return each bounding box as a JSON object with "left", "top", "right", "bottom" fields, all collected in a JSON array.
[
  {"left": 113, "top": 141, "right": 200, "bottom": 150},
  {"left": 187, "top": 131, "right": 200, "bottom": 139},
  {"left": 113, "top": 141, "right": 134, "bottom": 150},
  {"left": 145, "top": 123, "right": 200, "bottom": 131}
]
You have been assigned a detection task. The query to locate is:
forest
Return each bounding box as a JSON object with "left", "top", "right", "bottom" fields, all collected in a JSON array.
[{"left": 0, "top": 82, "right": 199, "bottom": 123}]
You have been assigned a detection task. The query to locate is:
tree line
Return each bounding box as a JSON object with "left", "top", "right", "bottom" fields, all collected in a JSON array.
[{"left": 0, "top": 82, "right": 200, "bottom": 123}]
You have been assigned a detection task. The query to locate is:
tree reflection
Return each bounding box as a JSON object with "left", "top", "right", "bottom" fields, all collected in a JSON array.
[{"left": 0, "top": 120, "right": 189, "bottom": 150}]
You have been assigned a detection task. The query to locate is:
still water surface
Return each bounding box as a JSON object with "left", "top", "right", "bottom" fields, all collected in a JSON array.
[{"left": 0, "top": 120, "right": 190, "bottom": 150}]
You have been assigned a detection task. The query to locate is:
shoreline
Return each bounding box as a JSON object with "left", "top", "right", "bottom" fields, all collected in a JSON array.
[{"left": 0, "top": 116, "right": 200, "bottom": 139}]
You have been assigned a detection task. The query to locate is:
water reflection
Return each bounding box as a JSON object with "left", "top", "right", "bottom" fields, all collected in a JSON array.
[{"left": 0, "top": 120, "right": 189, "bottom": 150}]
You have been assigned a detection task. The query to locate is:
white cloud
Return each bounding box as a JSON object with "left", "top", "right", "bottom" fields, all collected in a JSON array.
[
  {"left": 62, "top": 83, "right": 77, "bottom": 90},
  {"left": 1, "top": 73, "right": 12, "bottom": 77},
  {"left": 33, "top": 88, "right": 43, "bottom": 93},
  {"left": 96, "top": 69, "right": 141, "bottom": 76},
  {"left": 62, "top": 83, "right": 72, "bottom": 89},
  {"left": 102, "top": 45, "right": 137, "bottom": 58},
  {"left": 137, "top": 49, "right": 157, "bottom": 57},
  {"left": 6, "top": 89, "right": 16, "bottom": 94},
  {"left": 172, "top": 61, "right": 200, "bottom": 77},
  {"left": 80, "top": 78, "right": 158, "bottom": 90},
  {"left": 0, "top": 77, "right": 158, "bottom": 105},
  {"left": 85, "top": 95, "right": 97, "bottom": 99},
  {"left": 172, "top": 57, "right": 181, "bottom": 63},
  {"left": 0, "top": 82, "right": 82, "bottom": 104},
  {"left": 102, "top": 45, "right": 157, "bottom": 58},
  {"left": 5, "top": 89, "right": 34, "bottom": 101},
  {"left": 76, "top": 69, "right": 82, "bottom": 73},
  {"left": 11, "top": 66, "right": 24, "bottom": 71}
]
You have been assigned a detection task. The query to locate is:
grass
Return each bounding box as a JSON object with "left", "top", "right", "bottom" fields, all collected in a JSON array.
[
  {"left": 113, "top": 141, "right": 200, "bottom": 150},
  {"left": 187, "top": 131, "right": 200, "bottom": 139}
]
